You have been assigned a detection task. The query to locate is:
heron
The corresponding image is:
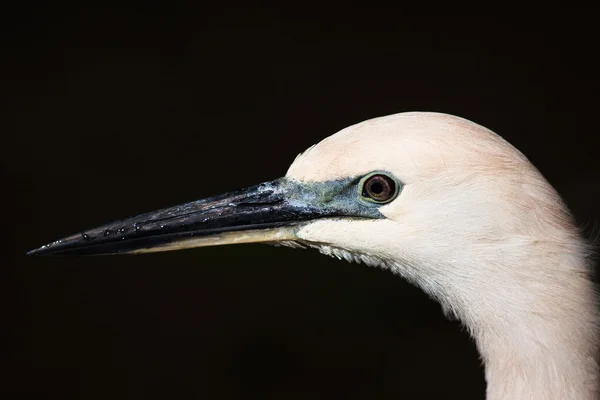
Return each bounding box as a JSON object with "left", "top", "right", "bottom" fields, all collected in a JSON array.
[{"left": 28, "top": 112, "right": 599, "bottom": 399}]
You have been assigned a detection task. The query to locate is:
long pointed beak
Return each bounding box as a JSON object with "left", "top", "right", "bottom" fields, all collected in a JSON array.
[{"left": 27, "top": 178, "right": 336, "bottom": 256}]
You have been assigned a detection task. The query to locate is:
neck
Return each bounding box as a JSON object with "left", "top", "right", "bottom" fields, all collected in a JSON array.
[
  {"left": 469, "top": 260, "right": 599, "bottom": 400},
  {"left": 398, "top": 241, "right": 600, "bottom": 399}
]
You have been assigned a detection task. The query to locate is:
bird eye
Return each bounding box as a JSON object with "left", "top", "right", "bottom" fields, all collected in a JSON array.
[{"left": 361, "top": 173, "right": 398, "bottom": 204}]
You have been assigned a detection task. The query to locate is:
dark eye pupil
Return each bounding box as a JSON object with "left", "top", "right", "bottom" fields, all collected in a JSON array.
[
  {"left": 370, "top": 181, "right": 384, "bottom": 194},
  {"left": 362, "top": 174, "right": 396, "bottom": 203}
]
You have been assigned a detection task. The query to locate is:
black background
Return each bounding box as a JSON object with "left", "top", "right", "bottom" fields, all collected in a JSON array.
[{"left": 3, "top": 6, "right": 599, "bottom": 400}]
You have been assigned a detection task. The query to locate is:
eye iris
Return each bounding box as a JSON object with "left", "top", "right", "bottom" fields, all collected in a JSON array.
[{"left": 363, "top": 174, "right": 396, "bottom": 203}]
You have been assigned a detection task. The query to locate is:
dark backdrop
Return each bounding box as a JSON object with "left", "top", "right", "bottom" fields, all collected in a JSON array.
[{"left": 3, "top": 6, "right": 599, "bottom": 400}]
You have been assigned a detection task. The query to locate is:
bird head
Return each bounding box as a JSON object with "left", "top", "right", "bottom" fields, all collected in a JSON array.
[
  {"left": 284, "top": 112, "right": 583, "bottom": 321},
  {"left": 28, "top": 112, "right": 584, "bottom": 323}
]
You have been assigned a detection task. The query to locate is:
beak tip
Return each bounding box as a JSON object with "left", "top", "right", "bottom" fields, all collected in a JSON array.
[
  {"left": 27, "top": 232, "right": 87, "bottom": 256},
  {"left": 27, "top": 244, "right": 53, "bottom": 256}
]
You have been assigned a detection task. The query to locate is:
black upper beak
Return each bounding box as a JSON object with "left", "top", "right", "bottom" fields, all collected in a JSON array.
[{"left": 27, "top": 179, "right": 336, "bottom": 256}]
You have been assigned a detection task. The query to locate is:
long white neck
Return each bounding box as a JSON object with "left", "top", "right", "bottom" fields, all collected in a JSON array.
[
  {"left": 482, "top": 323, "right": 597, "bottom": 399},
  {"left": 462, "top": 255, "right": 598, "bottom": 399},
  {"left": 388, "top": 236, "right": 599, "bottom": 399}
]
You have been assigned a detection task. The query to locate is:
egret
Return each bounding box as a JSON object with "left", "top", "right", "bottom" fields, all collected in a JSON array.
[{"left": 28, "top": 112, "right": 599, "bottom": 399}]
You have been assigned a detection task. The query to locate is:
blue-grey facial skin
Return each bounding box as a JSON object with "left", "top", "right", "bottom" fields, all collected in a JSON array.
[
  {"left": 281, "top": 171, "right": 402, "bottom": 220},
  {"left": 27, "top": 173, "right": 403, "bottom": 256}
]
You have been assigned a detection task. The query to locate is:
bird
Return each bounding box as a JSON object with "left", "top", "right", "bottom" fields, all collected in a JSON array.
[{"left": 28, "top": 112, "right": 599, "bottom": 399}]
